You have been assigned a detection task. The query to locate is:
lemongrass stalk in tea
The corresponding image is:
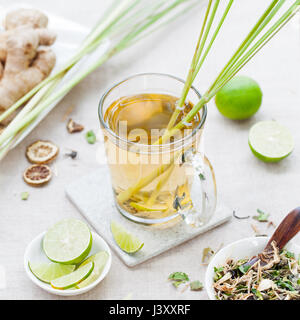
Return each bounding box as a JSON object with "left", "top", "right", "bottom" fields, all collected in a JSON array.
[
  {"left": 117, "top": 0, "right": 300, "bottom": 205},
  {"left": 101, "top": 92, "right": 203, "bottom": 221}
]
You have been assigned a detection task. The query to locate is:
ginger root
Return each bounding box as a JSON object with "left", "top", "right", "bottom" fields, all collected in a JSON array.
[{"left": 0, "top": 8, "right": 56, "bottom": 125}]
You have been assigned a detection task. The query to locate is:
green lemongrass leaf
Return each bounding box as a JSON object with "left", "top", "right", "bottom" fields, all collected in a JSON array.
[
  {"left": 213, "top": 0, "right": 285, "bottom": 89},
  {"left": 210, "top": 1, "right": 300, "bottom": 96},
  {"left": 0, "top": 0, "right": 140, "bottom": 124},
  {"left": 192, "top": 0, "right": 234, "bottom": 82},
  {"left": 207, "top": 0, "right": 283, "bottom": 95},
  {"left": 0, "top": 0, "right": 198, "bottom": 149},
  {"left": 167, "top": 0, "right": 213, "bottom": 129},
  {"left": 131, "top": 0, "right": 200, "bottom": 46},
  {"left": 166, "top": 1, "right": 300, "bottom": 140},
  {"left": 112, "top": 0, "right": 191, "bottom": 54}
]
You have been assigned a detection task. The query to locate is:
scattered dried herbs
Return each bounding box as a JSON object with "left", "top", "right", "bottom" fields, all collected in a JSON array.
[
  {"left": 213, "top": 241, "right": 300, "bottom": 300},
  {"left": 199, "top": 173, "right": 205, "bottom": 181},
  {"left": 67, "top": 119, "right": 84, "bottom": 133},
  {"left": 253, "top": 209, "right": 269, "bottom": 222},
  {"left": 85, "top": 130, "right": 96, "bottom": 144},
  {"left": 168, "top": 272, "right": 189, "bottom": 288},
  {"left": 190, "top": 280, "right": 203, "bottom": 291},
  {"left": 168, "top": 272, "right": 204, "bottom": 292},
  {"left": 202, "top": 247, "right": 215, "bottom": 264},
  {"left": 21, "top": 191, "right": 29, "bottom": 200},
  {"left": 65, "top": 150, "right": 77, "bottom": 159},
  {"left": 233, "top": 210, "right": 250, "bottom": 220}
]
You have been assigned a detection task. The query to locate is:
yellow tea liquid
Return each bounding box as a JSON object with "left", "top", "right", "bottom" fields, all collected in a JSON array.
[{"left": 103, "top": 93, "right": 202, "bottom": 221}]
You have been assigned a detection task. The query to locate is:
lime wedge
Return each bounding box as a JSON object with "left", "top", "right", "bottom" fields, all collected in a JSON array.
[
  {"left": 249, "top": 121, "right": 294, "bottom": 162},
  {"left": 111, "top": 221, "right": 144, "bottom": 253},
  {"left": 76, "top": 251, "right": 109, "bottom": 288},
  {"left": 43, "top": 219, "right": 92, "bottom": 264},
  {"left": 28, "top": 262, "right": 75, "bottom": 283},
  {"left": 51, "top": 262, "right": 94, "bottom": 290}
]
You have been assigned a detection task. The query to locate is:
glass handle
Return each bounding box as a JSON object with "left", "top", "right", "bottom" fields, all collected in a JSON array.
[{"left": 178, "top": 150, "right": 217, "bottom": 227}]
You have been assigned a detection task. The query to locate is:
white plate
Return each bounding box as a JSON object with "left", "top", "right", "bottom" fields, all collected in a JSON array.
[
  {"left": 205, "top": 236, "right": 300, "bottom": 300},
  {"left": 0, "top": 3, "right": 110, "bottom": 153},
  {"left": 24, "top": 231, "right": 112, "bottom": 296}
]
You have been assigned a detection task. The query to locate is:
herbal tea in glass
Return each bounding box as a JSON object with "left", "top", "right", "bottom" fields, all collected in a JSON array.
[{"left": 99, "top": 73, "right": 216, "bottom": 226}]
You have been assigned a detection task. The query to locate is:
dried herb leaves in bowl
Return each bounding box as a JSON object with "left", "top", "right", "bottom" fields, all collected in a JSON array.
[{"left": 213, "top": 241, "right": 300, "bottom": 300}]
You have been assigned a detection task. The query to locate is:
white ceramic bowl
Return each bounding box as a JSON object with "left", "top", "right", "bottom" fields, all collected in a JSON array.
[
  {"left": 205, "top": 236, "right": 300, "bottom": 300},
  {"left": 24, "top": 231, "right": 112, "bottom": 296}
]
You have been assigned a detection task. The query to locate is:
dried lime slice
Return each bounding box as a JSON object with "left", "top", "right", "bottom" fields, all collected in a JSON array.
[
  {"left": 111, "top": 221, "right": 144, "bottom": 253},
  {"left": 43, "top": 219, "right": 92, "bottom": 264},
  {"left": 26, "top": 140, "right": 59, "bottom": 164},
  {"left": 23, "top": 164, "right": 52, "bottom": 186},
  {"left": 249, "top": 121, "right": 294, "bottom": 162},
  {"left": 28, "top": 261, "right": 75, "bottom": 284},
  {"left": 51, "top": 262, "right": 94, "bottom": 290},
  {"left": 76, "top": 251, "right": 109, "bottom": 288}
]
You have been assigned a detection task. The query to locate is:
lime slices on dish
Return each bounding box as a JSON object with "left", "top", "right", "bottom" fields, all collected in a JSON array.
[
  {"left": 43, "top": 219, "right": 92, "bottom": 264},
  {"left": 76, "top": 251, "right": 109, "bottom": 288},
  {"left": 51, "top": 262, "right": 94, "bottom": 290},
  {"left": 249, "top": 121, "right": 294, "bottom": 162},
  {"left": 28, "top": 262, "right": 75, "bottom": 284},
  {"left": 111, "top": 221, "right": 144, "bottom": 253}
]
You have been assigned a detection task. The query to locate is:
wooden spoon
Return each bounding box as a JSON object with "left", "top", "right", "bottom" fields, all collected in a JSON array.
[{"left": 244, "top": 207, "right": 300, "bottom": 268}]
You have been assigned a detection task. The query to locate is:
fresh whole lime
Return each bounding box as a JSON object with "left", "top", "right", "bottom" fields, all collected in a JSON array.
[{"left": 215, "top": 75, "right": 262, "bottom": 120}]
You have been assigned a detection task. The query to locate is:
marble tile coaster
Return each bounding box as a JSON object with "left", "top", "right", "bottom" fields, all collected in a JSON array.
[{"left": 65, "top": 166, "right": 232, "bottom": 267}]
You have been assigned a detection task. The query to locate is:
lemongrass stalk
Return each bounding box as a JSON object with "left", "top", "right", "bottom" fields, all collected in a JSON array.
[
  {"left": 161, "top": 0, "right": 298, "bottom": 145},
  {"left": 118, "top": 0, "right": 300, "bottom": 202},
  {"left": 111, "top": 0, "right": 190, "bottom": 54},
  {"left": 206, "top": 0, "right": 283, "bottom": 95},
  {"left": 107, "top": 0, "right": 167, "bottom": 39},
  {"left": 0, "top": 0, "right": 197, "bottom": 147},
  {"left": 0, "top": 77, "right": 63, "bottom": 159},
  {"left": 166, "top": 0, "right": 213, "bottom": 130},
  {"left": 0, "top": 52, "right": 110, "bottom": 146},
  {"left": 146, "top": 164, "right": 175, "bottom": 206},
  {"left": 117, "top": 151, "right": 180, "bottom": 203},
  {"left": 211, "top": 1, "right": 300, "bottom": 94},
  {"left": 0, "top": 0, "right": 140, "bottom": 123},
  {"left": 192, "top": 0, "right": 234, "bottom": 82},
  {"left": 130, "top": 0, "right": 201, "bottom": 46}
]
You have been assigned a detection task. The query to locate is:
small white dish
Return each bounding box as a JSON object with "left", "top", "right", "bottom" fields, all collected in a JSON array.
[
  {"left": 205, "top": 236, "right": 300, "bottom": 300},
  {"left": 24, "top": 231, "right": 112, "bottom": 296}
]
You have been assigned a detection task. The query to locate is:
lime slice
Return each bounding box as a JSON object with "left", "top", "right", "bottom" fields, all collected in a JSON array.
[
  {"left": 111, "top": 221, "right": 144, "bottom": 253},
  {"left": 43, "top": 219, "right": 92, "bottom": 264},
  {"left": 249, "top": 121, "right": 294, "bottom": 162},
  {"left": 51, "top": 262, "right": 94, "bottom": 290},
  {"left": 215, "top": 75, "right": 262, "bottom": 120},
  {"left": 76, "top": 251, "right": 109, "bottom": 288},
  {"left": 28, "top": 262, "right": 75, "bottom": 283}
]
